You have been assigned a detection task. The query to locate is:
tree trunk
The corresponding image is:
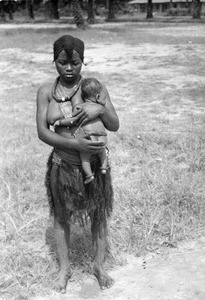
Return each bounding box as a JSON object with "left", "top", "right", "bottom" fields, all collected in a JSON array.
[
  {"left": 50, "top": 0, "right": 59, "bottom": 19},
  {"left": 107, "top": 0, "right": 115, "bottom": 20},
  {"left": 8, "top": 1, "right": 14, "bottom": 20},
  {"left": 146, "top": 0, "right": 153, "bottom": 18},
  {"left": 192, "top": 0, "right": 201, "bottom": 18},
  {"left": 0, "top": 2, "right": 6, "bottom": 21},
  {"left": 26, "top": 0, "right": 34, "bottom": 19},
  {"left": 79, "top": 0, "right": 84, "bottom": 10},
  {"left": 87, "top": 0, "right": 95, "bottom": 24},
  {"left": 72, "top": 0, "right": 86, "bottom": 28}
]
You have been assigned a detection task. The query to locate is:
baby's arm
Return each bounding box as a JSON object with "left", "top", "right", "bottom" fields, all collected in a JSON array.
[{"left": 54, "top": 115, "right": 79, "bottom": 128}]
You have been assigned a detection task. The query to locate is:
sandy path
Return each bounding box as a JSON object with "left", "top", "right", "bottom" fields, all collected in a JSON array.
[{"left": 32, "top": 238, "right": 205, "bottom": 300}]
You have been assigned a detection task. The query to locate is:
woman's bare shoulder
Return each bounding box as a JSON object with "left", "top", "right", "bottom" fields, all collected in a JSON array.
[
  {"left": 37, "top": 80, "right": 54, "bottom": 101},
  {"left": 38, "top": 81, "right": 54, "bottom": 93}
]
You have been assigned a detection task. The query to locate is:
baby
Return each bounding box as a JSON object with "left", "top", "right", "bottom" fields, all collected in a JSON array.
[{"left": 54, "top": 78, "right": 108, "bottom": 184}]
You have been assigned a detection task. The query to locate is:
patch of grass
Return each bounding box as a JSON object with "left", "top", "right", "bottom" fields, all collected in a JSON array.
[{"left": 109, "top": 127, "right": 205, "bottom": 256}]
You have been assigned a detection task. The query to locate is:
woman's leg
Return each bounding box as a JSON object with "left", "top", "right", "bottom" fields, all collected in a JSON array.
[
  {"left": 53, "top": 219, "right": 72, "bottom": 293},
  {"left": 50, "top": 164, "right": 72, "bottom": 294},
  {"left": 90, "top": 210, "right": 114, "bottom": 289}
]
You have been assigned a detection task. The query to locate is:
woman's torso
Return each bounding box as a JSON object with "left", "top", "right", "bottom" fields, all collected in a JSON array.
[
  {"left": 46, "top": 78, "right": 107, "bottom": 146},
  {"left": 46, "top": 81, "right": 81, "bottom": 139}
]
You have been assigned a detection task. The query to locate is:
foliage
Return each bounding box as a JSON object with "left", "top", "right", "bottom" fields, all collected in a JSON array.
[
  {"left": 72, "top": 0, "right": 86, "bottom": 28},
  {"left": 166, "top": 7, "right": 190, "bottom": 16}
]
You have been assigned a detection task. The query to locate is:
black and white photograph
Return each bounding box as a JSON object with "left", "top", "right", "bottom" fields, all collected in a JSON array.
[{"left": 0, "top": 0, "right": 205, "bottom": 299}]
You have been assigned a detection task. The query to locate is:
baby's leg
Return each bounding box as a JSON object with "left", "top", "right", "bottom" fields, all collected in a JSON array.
[
  {"left": 95, "top": 136, "right": 107, "bottom": 174},
  {"left": 80, "top": 152, "right": 95, "bottom": 184},
  {"left": 99, "top": 148, "right": 107, "bottom": 174}
]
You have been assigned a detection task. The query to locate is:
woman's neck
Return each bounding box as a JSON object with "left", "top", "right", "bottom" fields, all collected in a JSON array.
[{"left": 59, "top": 75, "right": 81, "bottom": 89}]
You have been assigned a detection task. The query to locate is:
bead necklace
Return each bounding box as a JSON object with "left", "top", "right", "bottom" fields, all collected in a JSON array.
[{"left": 52, "top": 75, "right": 82, "bottom": 103}]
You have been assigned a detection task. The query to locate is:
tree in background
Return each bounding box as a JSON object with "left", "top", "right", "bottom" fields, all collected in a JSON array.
[
  {"left": 50, "top": 0, "right": 59, "bottom": 18},
  {"left": 0, "top": 0, "right": 16, "bottom": 20},
  {"left": 146, "top": 0, "right": 153, "bottom": 18},
  {"left": 107, "top": 0, "right": 115, "bottom": 19},
  {"left": 0, "top": 0, "right": 6, "bottom": 21},
  {"left": 87, "top": 0, "right": 95, "bottom": 23},
  {"left": 26, "top": 0, "right": 34, "bottom": 19},
  {"left": 192, "top": 0, "right": 201, "bottom": 18},
  {"left": 72, "top": 0, "right": 86, "bottom": 28}
]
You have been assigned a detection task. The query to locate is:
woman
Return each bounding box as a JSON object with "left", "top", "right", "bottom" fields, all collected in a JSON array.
[{"left": 36, "top": 35, "right": 119, "bottom": 294}]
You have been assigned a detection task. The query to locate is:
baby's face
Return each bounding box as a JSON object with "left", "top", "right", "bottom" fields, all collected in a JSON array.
[{"left": 85, "top": 90, "right": 106, "bottom": 106}]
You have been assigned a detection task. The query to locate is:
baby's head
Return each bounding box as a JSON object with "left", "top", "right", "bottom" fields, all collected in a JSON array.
[{"left": 81, "top": 78, "right": 106, "bottom": 106}]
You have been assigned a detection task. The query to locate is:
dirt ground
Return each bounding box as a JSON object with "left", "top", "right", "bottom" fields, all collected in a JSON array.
[
  {"left": 1, "top": 22, "right": 205, "bottom": 299},
  {"left": 31, "top": 237, "right": 205, "bottom": 300}
]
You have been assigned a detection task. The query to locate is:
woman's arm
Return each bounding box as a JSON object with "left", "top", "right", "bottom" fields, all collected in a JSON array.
[
  {"left": 73, "top": 84, "right": 119, "bottom": 132},
  {"left": 99, "top": 84, "right": 119, "bottom": 131},
  {"left": 36, "top": 84, "right": 105, "bottom": 153}
]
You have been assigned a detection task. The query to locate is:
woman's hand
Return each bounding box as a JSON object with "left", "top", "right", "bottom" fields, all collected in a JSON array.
[
  {"left": 72, "top": 103, "right": 103, "bottom": 126},
  {"left": 74, "top": 132, "right": 105, "bottom": 153},
  {"left": 71, "top": 84, "right": 119, "bottom": 131}
]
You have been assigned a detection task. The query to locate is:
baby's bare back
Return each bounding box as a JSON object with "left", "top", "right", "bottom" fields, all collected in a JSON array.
[{"left": 72, "top": 117, "right": 107, "bottom": 143}]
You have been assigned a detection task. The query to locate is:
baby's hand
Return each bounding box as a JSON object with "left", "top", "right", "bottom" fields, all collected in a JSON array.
[{"left": 53, "top": 120, "right": 60, "bottom": 128}]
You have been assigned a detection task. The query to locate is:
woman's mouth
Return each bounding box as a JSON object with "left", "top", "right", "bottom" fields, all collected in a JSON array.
[{"left": 65, "top": 73, "right": 74, "bottom": 77}]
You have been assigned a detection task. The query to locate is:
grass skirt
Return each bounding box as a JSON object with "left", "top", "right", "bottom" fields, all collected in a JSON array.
[{"left": 45, "top": 149, "right": 113, "bottom": 225}]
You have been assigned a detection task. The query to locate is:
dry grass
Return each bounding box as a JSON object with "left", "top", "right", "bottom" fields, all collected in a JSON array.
[{"left": 0, "top": 23, "right": 205, "bottom": 299}]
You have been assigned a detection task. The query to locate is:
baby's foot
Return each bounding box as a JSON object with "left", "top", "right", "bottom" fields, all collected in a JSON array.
[
  {"left": 84, "top": 174, "right": 95, "bottom": 184},
  {"left": 100, "top": 168, "right": 107, "bottom": 175}
]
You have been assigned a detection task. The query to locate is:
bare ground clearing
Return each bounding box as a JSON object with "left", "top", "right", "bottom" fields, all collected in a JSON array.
[
  {"left": 32, "top": 237, "right": 205, "bottom": 300},
  {"left": 0, "top": 23, "right": 205, "bottom": 299}
]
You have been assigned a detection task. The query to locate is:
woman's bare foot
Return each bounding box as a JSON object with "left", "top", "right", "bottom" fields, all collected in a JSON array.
[
  {"left": 53, "top": 267, "right": 72, "bottom": 294},
  {"left": 94, "top": 266, "right": 114, "bottom": 290}
]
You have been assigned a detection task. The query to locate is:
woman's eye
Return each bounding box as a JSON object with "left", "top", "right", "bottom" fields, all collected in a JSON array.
[
  {"left": 73, "top": 61, "right": 79, "bottom": 65},
  {"left": 58, "top": 60, "right": 67, "bottom": 65}
]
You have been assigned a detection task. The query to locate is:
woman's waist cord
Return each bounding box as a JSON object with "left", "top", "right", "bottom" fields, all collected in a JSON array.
[{"left": 53, "top": 148, "right": 98, "bottom": 166}]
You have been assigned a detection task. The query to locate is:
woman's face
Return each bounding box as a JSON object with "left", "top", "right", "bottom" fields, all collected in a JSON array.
[{"left": 55, "top": 50, "right": 82, "bottom": 84}]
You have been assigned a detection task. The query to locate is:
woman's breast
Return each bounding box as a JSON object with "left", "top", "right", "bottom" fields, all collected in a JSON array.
[
  {"left": 46, "top": 99, "right": 64, "bottom": 125},
  {"left": 47, "top": 99, "right": 75, "bottom": 140}
]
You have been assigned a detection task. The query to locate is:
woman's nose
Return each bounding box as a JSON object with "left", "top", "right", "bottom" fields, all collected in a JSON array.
[{"left": 66, "top": 63, "right": 73, "bottom": 71}]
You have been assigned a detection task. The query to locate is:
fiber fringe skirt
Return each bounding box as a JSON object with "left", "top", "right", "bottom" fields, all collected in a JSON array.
[{"left": 45, "top": 149, "right": 114, "bottom": 225}]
